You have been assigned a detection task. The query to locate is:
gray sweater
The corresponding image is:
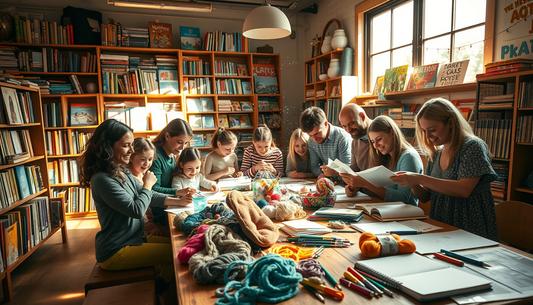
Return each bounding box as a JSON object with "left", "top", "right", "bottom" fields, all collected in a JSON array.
[{"left": 91, "top": 171, "right": 168, "bottom": 262}]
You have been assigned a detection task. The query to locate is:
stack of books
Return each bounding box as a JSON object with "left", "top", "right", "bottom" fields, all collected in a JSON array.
[
  {"left": 203, "top": 31, "right": 249, "bottom": 52},
  {"left": 0, "top": 47, "right": 18, "bottom": 71},
  {"left": 279, "top": 219, "right": 332, "bottom": 235},
  {"left": 308, "top": 207, "right": 364, "bottom": 222},
  {"left": 49, "top": 83, "right": 74, "bottom": 95},
  {"left": 156, "top": 56, "right": 179, "bottom": 95},
  {"left": 121, "top": 27, "right": 149, "bottom": 48},
  {"left": 218, "top": 99, "right": 232, "bottom": 111},
  {"left": 491, "top": 163, "right": 508, "bottom": 203},
  {"left": 478, "top": 94, "right": 514, "bottom": 110},
  {"left": 478, "top": 58, "right": 533, "bottom": 78}
]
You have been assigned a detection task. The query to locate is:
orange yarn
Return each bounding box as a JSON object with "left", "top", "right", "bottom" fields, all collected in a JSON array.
[
  {"left": 358, "top": 232, "right": 416, "bottom": 258},
  {"left": 269, "top": 245, "right": 316, "bottom": 262}
]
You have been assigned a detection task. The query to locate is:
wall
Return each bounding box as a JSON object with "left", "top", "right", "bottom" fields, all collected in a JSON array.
[{"left": 0, "top": 0, "right": 306, "bottom": 149}]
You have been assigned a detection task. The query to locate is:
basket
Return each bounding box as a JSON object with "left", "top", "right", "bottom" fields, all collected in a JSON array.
[{"left": 300, "top": 192, "right": 337, "bottom": 209}]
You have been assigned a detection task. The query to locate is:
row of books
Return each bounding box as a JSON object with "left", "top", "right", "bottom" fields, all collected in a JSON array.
[
  {"left": 47, "top": 159, "right": 79, "bottom": 185},
  {"left": 258, "top": 97, "right": 280, "bottom": 111},
  {"left": 0, "top": 47, "right": 18, "bottom": 71},
  {"left": 17, "top": 49, "right": 97, "bottom": 73},
  {"left": 42, "top": 102, "right": 62, "bottom": 127},
  {"left": 14, "top": 14, "right": 73, "bottom": 45},
  {"left": 214, "top": 79, "right": 252, "bottom": 95},
  {"left": 225, "top": 100, "right": 253, "bottom": 112},
  {"left": 305, "top": 61, "right": 329, "bottom": 84},
  {"left": 190, "top": 133, "right": 213, "bottom": 148},
  {"left": 518, "top": 80, "right": 533, "bottom": 108},
  {"left": 324, "top": 98, "right": 342, "bottom": 126},
  {"left": 52, "top": 187, "right": 95, "bottom": 213},
  {"left": 0, "top": 165, "right": 45, "bottom": 208},
  {"left": 474, "top": 119, "right": 512, "bottom": 159},
  {"left": 0, "top": 197, "right": 54, "bottom": 271},
  {"left": 0, "top": 87, "right": 35, "bottom": 125},
  {"left": 516, "top": 115, "right": 533, "bottom": 143},
  {"left": 184, "top": 77, "right": 211, "bottom": 95},
  {"left": 258, "top": 113, "right": 282, "bottom": 128},
  {"left": 202, "top": 31, "right": 249, "bottom": 52},
  {"left": 186, "top": 97, "right": 214, "bottom": 112},
  {"left": 214, "top": 60, "right": 249, "bottom": 77},
  {"left": 0, "top": 129, "right": 34, "bottom": 165},
  {"left": 477, "top": 58, "right": 533, "bottom": 78},
  {"left": 189, "top": 114, "right": 215, "bottom": 130},
  {"left": 102, "top": 70, "right": 165, "bottom": 95},
  {"left": 182, "top": 57, "right": 211, "bottom": 75},
  {"left": 45, "top": 130, "right": 92, "bottom": 156},
  {"left": 218, "top": 114, "right": 253, "bottom": 129},
  {"left": 101, "top": 24, "right": 149, "bottom": 48},
  {"left": 491, "top": 163, "right": 508, "bottom": 203},
  {"left": 478, "top": 94, "right": 514, "bottom": 110}
]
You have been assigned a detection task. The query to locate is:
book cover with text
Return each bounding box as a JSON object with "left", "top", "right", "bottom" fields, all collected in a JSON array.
[
  {"left": 435, "top": 60, "right": 470, "bottom": 87},
  {"left": 149, "top": 22, "right": 173, "bottom": 48},
  {"left": 180, "top": 26, "right": 202, "bottom": 50},
  {"left": 382, "top": 65, "right": 409, "bottom": 93},
  {"left": 253, "top": 64, "right": 279, "bottom": 94},
  {"left": 407, "top": 63, "right": 439, "bottom": 90}
]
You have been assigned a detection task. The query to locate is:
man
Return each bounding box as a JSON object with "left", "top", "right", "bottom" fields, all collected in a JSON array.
[{"left": 299, "top": 107, "right": 352, "bottom": 179}]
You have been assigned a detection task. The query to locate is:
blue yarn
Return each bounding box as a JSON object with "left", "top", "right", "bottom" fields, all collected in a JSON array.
[
  {"left": 181, "top": 202, "right": 235, "bottom": 235},
  {"left": 255, "top": 199, "right": 268, "bottom": 209},
  {"left": 215, "top": 253, "right": 302, "bottom": 305}
]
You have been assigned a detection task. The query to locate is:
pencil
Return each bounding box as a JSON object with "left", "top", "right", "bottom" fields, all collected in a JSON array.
[
  {"left": 340, "top": 278, "right": 375, "bottom": 297},
  {"left": 314, "top": 247, "right": 325, "bottom": 259},
  {"left": 317, "top": 261, "right": 342, "bottom": 291},
  {"left": 348, "top": 267, "right": 383, "bottom": 296},
  {"left": 301, "top": 283, "right": 325, "bottom": 303},
  {"left": 331, "top": 230, "right": 357, "bottom": 233}
]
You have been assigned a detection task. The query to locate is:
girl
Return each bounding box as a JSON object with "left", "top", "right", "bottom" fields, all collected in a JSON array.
[
  {"left": 286, "top": 128, "right": 313, "bottom": 179},
  {"left": 150, "top": 118, "right": 193, "bottom": 224},
  {"left": 203, "top": 127, "right": 243, "bottom": 180},
  {"left": 128, "top": 137, "right": 166, "bottom": 237},
  {"left": 241, "top": 124, "right": 284, "bottom": 177},
  {"left": 79, "top": 119, "right": 189, "bottom": 295},
  {"left": 391, "top": 98, "right": 499, "bottom": 240},
  {"left": 171, "top": 147, "right": 219, "bottom": 192},
  {"left": 340, "top": 115, "right": 423, "bottom": 206}
]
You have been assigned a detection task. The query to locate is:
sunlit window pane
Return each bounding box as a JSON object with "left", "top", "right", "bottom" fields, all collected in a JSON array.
[
  {"left": 424, "top": 0, "right": 452, "bottom": 38},
  {"left": 424, "top": 35, "right": 451, "bottom": 65},
  {"left": 371, "top": 52, "right": 391, "bottom": 90},
  {"left": 392, "top": 45, "right": 412, "bottom": 67},
  {"left": 392, "top": 1, "right": 413, "bottom": 48},
  {"left": 454, "top": 26, "right": 485, "bottom": 83},
  {"left": 372, "top": 10, "right": 391, "bottom": 54},
  {"left": 455, "top": 0, "right": 486, "bottom": 30}
]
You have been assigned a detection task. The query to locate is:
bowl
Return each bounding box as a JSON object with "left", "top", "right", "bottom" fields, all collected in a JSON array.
[
  {"left": 300, "top": 192, "right": 337, "bottom": 209},
  {"left": 318, "top": 74, "right": 329, "bottom": 81}
]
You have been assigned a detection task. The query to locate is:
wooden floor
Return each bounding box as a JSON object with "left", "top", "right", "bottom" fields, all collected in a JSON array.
[{"left": 2, "top": 217, "right": 100, "bottom": 305}]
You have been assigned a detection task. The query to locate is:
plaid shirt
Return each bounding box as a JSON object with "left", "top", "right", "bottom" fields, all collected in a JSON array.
[{"left": 308, "top": 125, "right": 352, "bottom": 177}]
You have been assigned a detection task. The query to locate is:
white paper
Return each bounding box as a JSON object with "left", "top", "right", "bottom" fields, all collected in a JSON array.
[
  {"left": 398, "top": 220, "right": 442, "bottom": 233},
  {"left": 199, "top": 191, "right": 226, "bottom": 201},
  {"left": 326, "top": 158, "right": 356, "bottom": 175},
  {"left": 337, "top": 191, "right": 372, "bottom": 203},
  {"left": 218, "top": 176, "right": 251, "bottom": 190},
  {"left": 357, "top": 165, "right": 396, "bottom": 187},
  {"left": 165, "top": 204, "right": 195, "bottom": 214},
  {"left": 406, "top": 230, "right": 499, "bottom": 254},
  {"left": 350, "top": 221, "right": 416, "bottom": 235}
]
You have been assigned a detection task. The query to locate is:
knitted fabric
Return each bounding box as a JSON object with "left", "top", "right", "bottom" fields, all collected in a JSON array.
[
  {"left": 215, "top": 253, "right": 302, "bottom": 305},
  {"left": 193, "top": 252, "right": 255, "bottom": 285},
  {"left": 177, "top": 224, "right": 209, "bottom": 264},
  {"left": 173, "top": 210, "right": 194, "bottom": 230},
  {"left": 295, "top": 258, "right": 325, "bottom": 279}
]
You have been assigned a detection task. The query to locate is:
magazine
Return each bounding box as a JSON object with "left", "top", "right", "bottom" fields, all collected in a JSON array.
[
  {"left": 253, "top": 64, "right": 279, "bottom": 94},
  {"left": 70, "top": 103, "right": 97, "bottom": 126},
  {"left": 180, "top": 26, "right": 202, "bottom": 50},
  {"left": 435, "top": 60, "right": 470, "bottom": 87},
  {"left": 407, "top": 63, "right": 439, "bottom": 90},
  {"left": 148, "top": 22, "right": 173, "bottom": 48},
  {"left": 382, "top": 65, "right": 409, "bottom": 92}
]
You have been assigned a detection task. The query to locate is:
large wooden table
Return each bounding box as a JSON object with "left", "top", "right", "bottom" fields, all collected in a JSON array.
[{"left": 168, "top": 197, "right": 533, "bottom": 304}]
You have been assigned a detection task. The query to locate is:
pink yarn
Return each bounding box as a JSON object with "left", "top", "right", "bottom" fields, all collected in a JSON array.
[{"left": 178, "top": 224, "right": 210, "bottom": 264}]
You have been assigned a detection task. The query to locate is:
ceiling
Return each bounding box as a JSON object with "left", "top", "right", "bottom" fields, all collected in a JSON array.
[{"left": 195, "top": 0, "right": 318, "bottom": 17}]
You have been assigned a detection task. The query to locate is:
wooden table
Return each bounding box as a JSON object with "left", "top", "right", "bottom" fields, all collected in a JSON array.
[{"left": 169, "top": 198, "right": 533, "bottom": 304}]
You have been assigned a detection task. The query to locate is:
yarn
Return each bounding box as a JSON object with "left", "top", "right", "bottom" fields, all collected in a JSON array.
[
  {"left": 295, "top": 259, "right": 325, "bottom": 280},
  {"left": 268, "top": 200, "right": 280, "bottom": 206},
  {"left": 327, "top": 220, "right": 346, "bottom": 229},
  {"left": 181, "top": 213, "right": 205, "bottom": 236},
  {"left": 193, "top": 252, "right": 255, "bottom": 285},
  {"left": 262, "top": 205, "right": 276, "bottom": 218},
  {"left": 173, "top": 210, "right": 194, "bottom": 230},
  {"left": 177, "top": 224, "right": 209, "bottom": 264},
  {"left": 256, "top": 199, "right": 268, "bottom": 209},
  {"left": 359, "top": 232, "right": 416, "bottom": 258},
  {"left": 180, "top": 202, "right": 234, "bottom": 235},
  {"left": 215, "top": 253, "right": 302, "bottom": 305},
  {"left": 316, "top": 178, "right": 335, "bottom": 197},
  {"left": 270, "top": 245, "right": 316, "bottom": 262},
  {"left": 275, "top": 201, "right": 307, "bottom": 221}
]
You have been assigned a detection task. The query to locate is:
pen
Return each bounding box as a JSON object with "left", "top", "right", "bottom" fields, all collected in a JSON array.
[
  {"left": 299, "top": 243, "right": 350, "bottom": 248},
  {"left": 290, "top": 235, "right": 345, "bottom": 241},
  {"left": 386, "top": 230, "right": 421, "bottom": 235},
  {"left": 347, "top": 267, "right": 383, "bottom": 296},
  {"left": 441, "top": 249, "right": 491, "bottom": 267},
  {"left": 331, "top": 230, "right": 358, "bottom": 233},
  {"left": 301, "top": 283, "right": 325, "bottom": 303},
  {"left": 362, "top": 275, "right": 394, "bottom": 298},
  {"left": 317, "top": 261, "right": 342, "bottom": 291},
  {"left": 434, "top": 252, "right": 464, "bottom": 267},
  {"left": 340, "top": 278, "right": 375, "bottom": 297},
  {"left": 301, "top": 278, "right": 345, "bottom": 300},
  {"left": 343, "top": 271, "right": 365, "bottom": 287},
  {"left": 288, "top": 238, "right": 351, "bottom": 243}
]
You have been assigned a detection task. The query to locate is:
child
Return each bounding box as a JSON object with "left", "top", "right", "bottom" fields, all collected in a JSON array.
[
  {"left": 171, "top": 147, "right": 219, "bottom": 193},
  {"left": 286, "top": 128, "right": 313, "bottom": 179},
  {"left": 127, "top": 138, "right": 164, "bottom": 237},
  {"left": 241, "top": 124, "right": 284, "bottom": 177},
  {"left": 203, "top": 127, "right": 243, "bottom": 180}
]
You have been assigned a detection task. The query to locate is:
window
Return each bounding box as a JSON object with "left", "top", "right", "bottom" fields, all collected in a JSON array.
[{"left": 365, "top": 0, "right": 486, "bottom": 92}]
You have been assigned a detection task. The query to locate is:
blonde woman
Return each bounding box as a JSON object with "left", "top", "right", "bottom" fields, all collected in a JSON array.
[
  {"left": 391, "top": 98, "right": 498, "bottom": 240},
  {"left": 286, "top": 129, "right": 314, "bottom": 179},
  {"left": 340, "top": 115, "right": 423, "bottom": 206}
]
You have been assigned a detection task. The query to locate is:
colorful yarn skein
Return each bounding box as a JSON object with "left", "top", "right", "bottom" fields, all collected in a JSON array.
[
  {"left": 315, "top": 178, "right": 335, "bottom": 197},
  {"left": 358, "top": 232, "right": 416, "bottom": 258},
  {"left": 295, "top": 258, "right": 325, "bottom": 280},
  {"left": 270, "top": 245, "right": 316, "bottom": 262},
  {"left": 177, "top": 224, "right": 210, "bottom": 264}
]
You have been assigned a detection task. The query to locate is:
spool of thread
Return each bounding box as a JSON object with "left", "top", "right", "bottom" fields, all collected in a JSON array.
[
  {"left": 358, "top": 232, "right": 416, "bottom": 258},
  {"left": 339, "top": 46, "right": 354, "bottom": 76}
]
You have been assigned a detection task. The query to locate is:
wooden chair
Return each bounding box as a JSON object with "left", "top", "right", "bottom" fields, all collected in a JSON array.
[
  {"left": 84, "top": 263, "right": 156, "bottom": 295},
  {"left": 83, "top": 280, "right": 155, "bottom": 305},
  {"left": 495, "top": 200, "right": 533, "bottom": 252}
]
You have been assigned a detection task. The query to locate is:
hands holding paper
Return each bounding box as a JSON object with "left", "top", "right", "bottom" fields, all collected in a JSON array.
[
  {"left": 390, "top": 171, "right": 420, "bottom": 188},
  {"left": 320, "top": 165, "right": 339, "bottom": 177}
]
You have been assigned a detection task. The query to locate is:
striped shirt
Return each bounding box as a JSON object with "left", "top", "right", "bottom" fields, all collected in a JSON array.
[
  {"left": 308, "top": 124, "right": 352, "bottom": 177},
  {"left": 240, "top": 145, "right": 284, "bottom": 177}
]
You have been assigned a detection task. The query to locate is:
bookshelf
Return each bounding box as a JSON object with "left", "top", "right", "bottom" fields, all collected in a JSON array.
[{"left": 0, "top": 82, "right": 68, "bottom": 302}]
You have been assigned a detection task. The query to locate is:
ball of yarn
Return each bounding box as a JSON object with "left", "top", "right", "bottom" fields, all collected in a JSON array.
[
  {"left": 262, "top": 205, "right": 277, "bottom": 218},
  {"left": 295, "top": 259, "right": 325, "bottom": 280},
  {"left": 181, "top": 213, "right": 206, "bottom": 236},
  {"left": 173, "top": 210, "right": 194, "bottom": 230},
  {"left": 359, "top": 232, "right": 416, "bottom": 258},
  {"left": 256, "top": 199, "right": 268, "bottom": 209},
  {"left": 193, "top": 252, "right": 255, "bottom": 285},
  {"left": 178, "top": 224, "right": 209, "bottom": 264},
  {"left": 269, "top": 200, "right": 280, "bottom": 207},
  {"left": 270, "top": 245, "right": 315, "bottom": 262},
  {"left": 275, "top": 201, "right": 306, "bottom": 221},
  {"left": 316, "top": 178, "right": 335, "bottom": 196}
]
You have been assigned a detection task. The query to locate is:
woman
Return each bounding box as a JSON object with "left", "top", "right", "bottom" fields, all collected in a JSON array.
[
  {"left": 79, "top": 119, "right": 190, "bottom": 294},
  {"left": 150, "top": 118, "right": 194, "bottom": 224},
  {"left": 391, "top": 98, "right": 499, "bottom": 241},
  {"left": 340, "top": 115, "right": 423, "bottom": 206}
]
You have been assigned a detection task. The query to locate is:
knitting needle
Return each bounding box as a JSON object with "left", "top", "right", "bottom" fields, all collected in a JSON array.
[
  {"left": 301, "top": 283, "right": 325, "bottom": 303},
  {"left": 317, "top": 261, "right": 342, "bottom": 291}
]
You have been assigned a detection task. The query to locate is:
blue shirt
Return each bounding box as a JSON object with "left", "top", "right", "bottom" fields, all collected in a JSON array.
[
  {"left": 308, "top": 124, "right": 352, "bottom": 177},
  {"left": 384, "top": 147, "right": 424, "bottom": 206}
]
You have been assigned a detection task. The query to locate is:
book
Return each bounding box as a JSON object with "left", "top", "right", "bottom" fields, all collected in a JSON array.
[
  {"left": 180, "top": 26, "right": 202, "bottom": 50},
  {"left": 148, "top": 22, "right": 173, "bottom": 48},
  {"left": 237, "top": 64, "right": 249, "bottom": 76},
  {"left": 159, "top": 80, "right": 179, "bottom": 94},
  {"left": 313, "top": 207, "right": 364, "bottom": 218},
  {"left": 69, "top": 103, "right": 97, "bottom": 126},
  {"left": 353, "top": 201, "right": 427, "bottom": 221},
  {"left": 1, "top": 87, "right": 24, "bottom": 125},
  {"left": 354, "top": 254, "right": 492, "bottom": 301},
  {"left": 258, "top": 99, "right": 269, "bottom": 110},
  {"left": 253, "top": 64, "right": 279, "bottom": 94},
  {"left": 326, "top": 158, "right": 356, "bottom": 175},
  {"left": 357, "top": 165, "right": 396, "bottom": 187},
  {"left": 202, "top": 115, "right": 215, "bottom": 129},
  {"left": 188, "top": 115, "right": 203, "bottom": 129},
  {"left": 4, "top": 222, "right": 18, "bottom": 267},
  {"left": 201, "top": 98, "right": 214, "bottom": 112},
  {"left": 238, "top": 115, "right": 252, "bottom": 127},
  {"left": 231, "top": 101, "right": 242, "bottom": 111},
  {"left": 241, "top": 81, "right": 252, "bottom": 94},
  {"left": 190, "top": 134, "right": 204, "bottom": 147},
  {"left": 14, "top": 165, "right": 31, "bottom": 199},
  {"left": 186, "top": 98, "right": 202, "bottom": 112},
  {"left": 240, "top": 101, "right": 253, "bottom": 111},
  {"left": 406, "top": 63, "right": 439, "bottom": 89},
  {"left": 382, "top": 65, "right": 409, "bottom": 92},
  {"left": 435, "top": 59, "right": 470, "bottom": 87},
  {"left": 218, "top": 114, "right": 229, "bottom": 128},
  {"left": 228, "top": 114, "right": 241, "bottom": 128},
  {"left": 204, "top": 133, "right": 212, "bottom": 147},
  {"left": 372, "top": 76, "right": 384, "bottom": 95},
  {"left": 279, "top": 219, "right": 332, "bottom": 235}
]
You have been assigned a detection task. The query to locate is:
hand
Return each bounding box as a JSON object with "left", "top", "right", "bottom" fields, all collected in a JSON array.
[
  {"left": 320, "top": 165, "right": 338, "bottom": 177},
  {"left": 149, "top": 227, "right": 163, "bottom": 237},
  {"left": 317, "top": 173, "right": 326, "bottom": 179},
  {"left": 233, "top": 171, "right": 243, "bottom": 178},
  {"left": 295, "top": 172, "right": 306, "bottom": 179},
  {"left": 211, "top": 183, "right": 219, "bottom": 192},
  {"left": 176, "top": 187, "right": 197, "bottom": 197},
  {"left": 340, "top": 173, "right": 367, "bottom": 188},
  {"left": 143, "top": 171, "right": 157, "bottom": 190},
  {"left": 390, "top": 171, "right": 420, "bottom": 188},
  {"left": 265, "top": 163, "right": 276, "bottom": 174},
  {"left": 289, "top": 171, "right": 298, "bottom": 179},
  {"left": 226, "top": 167, "right": 236, "bottom": 176},
  {"left": 180, "top": 192, "right": 193, "bottom": 205},
  {"left": 345, "top": 185, "right": 360, "bottom": 197}
]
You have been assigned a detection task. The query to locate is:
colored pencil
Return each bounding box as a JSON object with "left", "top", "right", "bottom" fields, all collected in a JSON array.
[
  {"left": 441, "top": 249, "right": 491, "bottom": 267},
  {"left": 317, "top": 261, "right": 342, "bottom": 291},
  {"left": 434, "top": 252, "right": 464, "bottom": 267},
  {"left": 340, "top": 278, "right": 375, "bottom": 297},
  {"left": 301, "top": 283, "right": 325, "bottom": 303}
]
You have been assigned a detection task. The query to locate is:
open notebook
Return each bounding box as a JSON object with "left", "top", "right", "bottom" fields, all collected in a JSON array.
[
  {"left": 278, "top": 219, "right": 332, "bottom": 235},
  {"left": 354, "top": 201, "right": 427, "bottom": 221},
  {"left": 354, "top": 254, "right": 492, "bottom": 301}
]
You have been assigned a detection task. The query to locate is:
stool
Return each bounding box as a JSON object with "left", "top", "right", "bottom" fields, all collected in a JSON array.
[
  {"left": 84, "top": 263, "right": 156, "bottom": 295},
  {"left": 83, "top": 280, "right": 155, "bottom": 305}
]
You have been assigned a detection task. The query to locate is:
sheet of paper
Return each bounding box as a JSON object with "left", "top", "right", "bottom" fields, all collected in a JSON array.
[
  {"left": 357, "top": 165, "right": 396, "bottom": 187},
  {"left": 398, "top": 220, "right": 442, "bottom": 233},
  {"left": 326, "top": 158, "right": 356, "bottom": 175},
  {"left": 218, "top": 176, "right": 251, "bottom": 190},
  {"left": 280, "top": 177, "right": 315, "bottom": 184},
  {"left": 406, "top": 230, "right": 499, "bottom": 254},
  {"left": 200, "top": 191, "right": 226, "bottom": 201},
  {"left": 350, "top": 221, "right": 416, "bottom": 235},
  {"left": 336, "top": 191, "right": 372, "bottom": 203},
  {"left": 165, "top": 204, "right": 195, "bottom": 214}
]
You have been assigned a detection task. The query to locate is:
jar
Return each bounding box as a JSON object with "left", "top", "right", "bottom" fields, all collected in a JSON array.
[
  {"left": 327, "top": 58, "right": 340, "bottom": 78},
  {"left": 331, "top": 29, "right": 348, "bottom": 49},
  {"left": 321, "top": 36, "right": 332, "bottom": 54}
]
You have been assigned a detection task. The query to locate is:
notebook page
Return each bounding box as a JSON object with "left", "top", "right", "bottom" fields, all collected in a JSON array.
[
  {"left": 356, "top": 254, "right": 447, "bottom": 279},
  {"left": 353, "top": 201, "right": 402, "bottom": 214},
  {"left": 372, "top": 204, "right": 425, "bottom": 220},
  {"left": 337, "top": 191, "right": 372, "bottom": 203},
  {"left": 357, "top": 165, "right": 396, "bottom": 187},
  {"left": 350, "top": 221, "right": 417, "bottom": 235}
]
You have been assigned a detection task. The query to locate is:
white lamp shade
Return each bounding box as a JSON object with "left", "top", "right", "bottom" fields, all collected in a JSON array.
[{"left": 243, "top": 5, "right": 291, "bottom": 40}]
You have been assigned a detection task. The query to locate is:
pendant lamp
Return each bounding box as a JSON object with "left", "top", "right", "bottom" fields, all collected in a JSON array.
[{"left": 242, "top": 0, "right": 291, "bottom": 40}]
